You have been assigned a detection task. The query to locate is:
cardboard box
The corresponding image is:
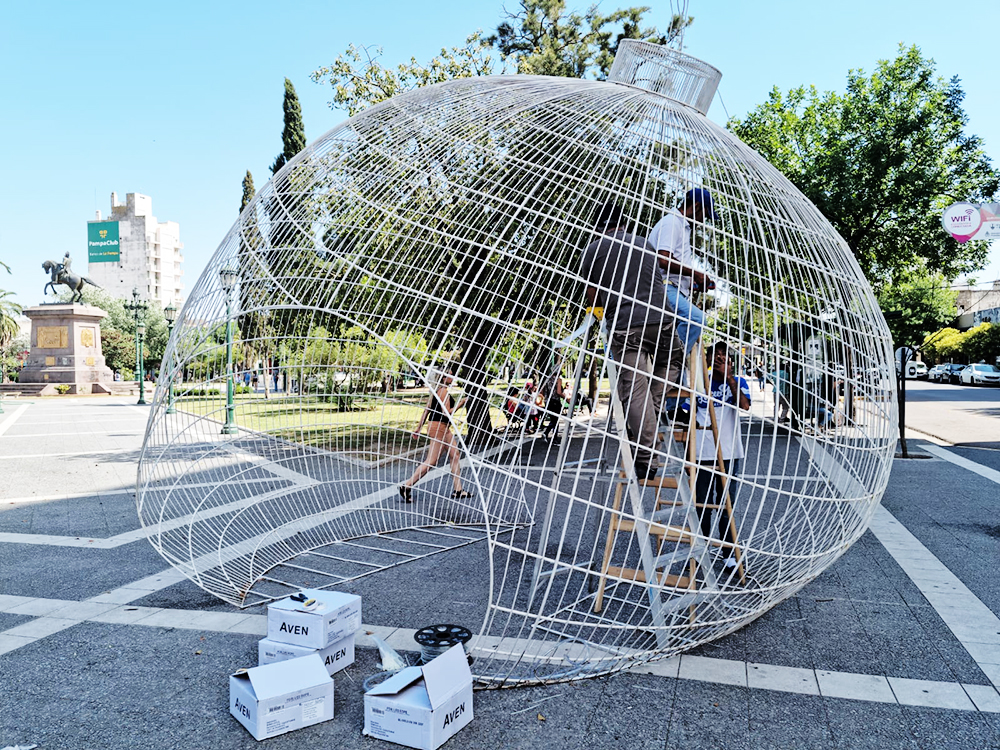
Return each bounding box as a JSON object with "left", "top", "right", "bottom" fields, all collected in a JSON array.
[
  {"left": 267, "top": 589, "right": 362, "bottom": 649},
  {"left": 258, "top": 633, "right": 356, "bottom": 676},
  {"left": 229, "top": 653, "right": 334, "bottom": 741},
  {"left": 363, "top": 644, "right": 473, "bottom": 750}
]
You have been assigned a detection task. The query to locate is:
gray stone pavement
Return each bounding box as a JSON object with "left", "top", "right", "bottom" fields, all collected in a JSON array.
[{"left": 2, "top": 395, "right": 1000, "bottom": 749}]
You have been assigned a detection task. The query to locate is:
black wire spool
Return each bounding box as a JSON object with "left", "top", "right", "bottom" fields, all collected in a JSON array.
[{"left": 414, "top": 624, "right": 473, "bottom": 664}]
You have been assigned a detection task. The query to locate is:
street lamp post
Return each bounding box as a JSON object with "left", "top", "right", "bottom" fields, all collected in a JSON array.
[
  {"left": 164, "top": 303, "right": 177, "bottom": 415},
  {"left": 136, "top": 321, "right": 147, "bottom": 405},
  {"left": 219, "top": 268, "right": 239, "bottom": 435},
  {"left": 123, "top": 288, "right": 149, "bottom": 406}
]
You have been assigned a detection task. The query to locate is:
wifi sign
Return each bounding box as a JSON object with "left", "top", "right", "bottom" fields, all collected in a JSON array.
[{"left": 942, "top": 202, "right": 983, "bottom": 243}]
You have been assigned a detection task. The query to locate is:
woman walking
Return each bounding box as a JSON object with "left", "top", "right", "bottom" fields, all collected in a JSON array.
[{"left": 398, "top": 369, "right": 473, "bottom": 502}]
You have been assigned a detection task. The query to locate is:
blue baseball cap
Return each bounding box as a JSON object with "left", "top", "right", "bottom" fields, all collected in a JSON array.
[{"left": 684, "top": 188, "right": 720, "bottom": 221}]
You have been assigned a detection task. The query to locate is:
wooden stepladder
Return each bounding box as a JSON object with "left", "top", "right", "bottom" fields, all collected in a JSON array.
[{"left": 593, "top": 338, "right": 746, "bottom": 617}]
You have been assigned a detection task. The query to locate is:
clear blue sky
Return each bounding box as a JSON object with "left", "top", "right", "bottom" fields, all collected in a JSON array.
[{"left": 2, "top": 0, "right": 998, "bottom": 309}]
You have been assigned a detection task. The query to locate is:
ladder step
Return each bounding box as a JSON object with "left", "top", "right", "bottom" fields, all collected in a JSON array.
[
  {"left": 653, "top": 548, "right": 697, "bottom": 568},
  {"left": 614, "top": 518, "right": 680, "bottom": 537},
  {"left": 658, "top": 590, "right": 717, "bottom": 612},
  {"left": 664, "top": 386, "right": 696, "bottom": 398},
  {"left": 615, "top": 471, "right": 679, "bottom": 489},
  {"left": 606, "top": 566, "right": 692, "bottom": 588}
]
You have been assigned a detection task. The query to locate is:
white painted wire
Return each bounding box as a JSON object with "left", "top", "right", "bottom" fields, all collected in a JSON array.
[{"left": 137, "top": 41, "right": 896, "bottom": 687}]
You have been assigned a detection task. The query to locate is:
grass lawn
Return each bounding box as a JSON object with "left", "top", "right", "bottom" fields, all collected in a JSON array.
[{"left": 175, "top": 391, "right": 510, "bottom": 458}]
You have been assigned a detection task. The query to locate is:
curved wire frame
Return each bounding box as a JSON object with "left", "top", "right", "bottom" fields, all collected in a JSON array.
[{"left": 137, "top": 42, "right": 897, "bottom": 687}]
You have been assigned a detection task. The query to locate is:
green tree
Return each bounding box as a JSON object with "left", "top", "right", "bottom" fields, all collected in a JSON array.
[
  {"left": 270, "top": 78, "right": 307, "bottom": 174},
  {"left": 959, "top": 322, "right": 1000, "bottom": 363},
  {"left": 490, "top": 0, "right": 690, "bottom": 78},
  {"left": 728, "top": 45, "right": 1000, "bottom": 290},
  {"left": 0, "top": 291, "right": 23, "bottom": 384},
  {"left": 877, "top": 269, "right": 958, "bottom": 347},
  {"left": 311, "top": 1, "right": 688, "bottom": 114},
  {"left": 100, "top": 327, "right": 135, "bottom": 375},
  {"left": 240, "top": 170, "right": 255, "bottom": 213},
  {"left": 1, "top": 331, "right": 28, "bottom": 383}
]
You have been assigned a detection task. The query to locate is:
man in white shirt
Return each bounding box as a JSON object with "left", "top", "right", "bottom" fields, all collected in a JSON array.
[{"left": 647, "top": 188, "right": 719, "bottom": 353}]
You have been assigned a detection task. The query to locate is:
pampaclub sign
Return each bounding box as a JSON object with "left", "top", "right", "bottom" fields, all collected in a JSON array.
[
  {"left": 941, "top": 202, "right": 1000, "bottom": 244},
  {"left": 87, "top": 221, "right": 120, "bottom": 262}
]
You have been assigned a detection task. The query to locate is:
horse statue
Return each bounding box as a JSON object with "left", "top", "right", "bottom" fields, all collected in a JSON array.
[{"left": 43, "top": 253, "right": 101, "bottom": 303}]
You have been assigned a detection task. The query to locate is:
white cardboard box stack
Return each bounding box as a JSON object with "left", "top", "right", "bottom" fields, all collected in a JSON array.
[
  {"left": 230, "top": 590, "right": 477, "bottom": 746},
  {"left": 229, "top": 589, "right": 362, "bottom": 741},
  {"left": 363, "top": 643, "right": 474, "bottom": 750},
  {"left": 260, "top": 588, "right": 361, "bottom": 675}
]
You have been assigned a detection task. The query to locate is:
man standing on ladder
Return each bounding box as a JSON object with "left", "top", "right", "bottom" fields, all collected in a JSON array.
[
  {"left": 647, "top": 188, "right": 719, "bottom": 353},
  {"left": 580, "top": 202, "right": 685, "bottom": 480}
]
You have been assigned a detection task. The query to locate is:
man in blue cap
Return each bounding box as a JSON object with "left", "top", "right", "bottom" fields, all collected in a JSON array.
[{"left": 647, "top": 187, "right": 719, "bottom": 353}]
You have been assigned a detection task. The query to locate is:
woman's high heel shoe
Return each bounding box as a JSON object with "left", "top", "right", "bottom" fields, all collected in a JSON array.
[{"left": 398, "top": 485, "right": 413, "bottom": 502}]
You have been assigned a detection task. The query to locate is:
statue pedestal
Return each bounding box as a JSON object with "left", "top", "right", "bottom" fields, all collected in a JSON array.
[{"left": 19, "top": 304, "right": 115, "bottom": 394}]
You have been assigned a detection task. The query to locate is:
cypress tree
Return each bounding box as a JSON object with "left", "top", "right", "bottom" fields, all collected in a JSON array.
[
  {"left": 240, "top": 170, "right": 255, "bottom": 213},
  {"left": 270, "top": 78, "right": 307, "bottom": 174}
]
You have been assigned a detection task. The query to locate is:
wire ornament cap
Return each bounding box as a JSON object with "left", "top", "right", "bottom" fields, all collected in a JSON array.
[{"left": 607, "top": 39, "right": 721, "bottom": 114}]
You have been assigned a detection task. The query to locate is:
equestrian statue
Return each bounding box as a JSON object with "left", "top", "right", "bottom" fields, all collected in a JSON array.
[{"left": 43, "top": 252, "right": 101, "bottom": 303}]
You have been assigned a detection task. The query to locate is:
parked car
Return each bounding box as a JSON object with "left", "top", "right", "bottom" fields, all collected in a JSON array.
[
  {"left": 959, "top": 364, "right": 1000, "bottom": 386},
  {"left": 903, "top": 361, "right": 928, "bottom": 380},
  {"left": 929, "top": 363, "right": 962, "bottom": 383},
  {"left": 941, "top": 363, "right": 967, "bottom": 384}
]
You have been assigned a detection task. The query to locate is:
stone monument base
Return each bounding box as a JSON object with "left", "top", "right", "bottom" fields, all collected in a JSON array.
[{"left": 19, "top": 304, "right": 115, "bottom": 394}]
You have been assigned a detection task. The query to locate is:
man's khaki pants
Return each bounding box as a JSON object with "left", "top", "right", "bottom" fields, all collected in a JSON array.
[{"left": 609, "top": 323, "right": 685, "bottom": 469}]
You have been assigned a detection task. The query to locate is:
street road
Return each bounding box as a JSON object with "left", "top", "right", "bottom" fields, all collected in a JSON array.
[{"left": 902, "top": 379, "right": 1000, "bottom": 448}]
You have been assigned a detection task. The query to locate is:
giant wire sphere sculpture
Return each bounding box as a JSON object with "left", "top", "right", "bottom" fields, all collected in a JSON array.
[{"left": 138, "top": 41, "right": 897, "bottom": 686}]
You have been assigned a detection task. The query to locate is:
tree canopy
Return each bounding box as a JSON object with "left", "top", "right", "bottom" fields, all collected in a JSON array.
[
  {"left": 310, "top": 1, "right": 689, "bottom": 115},
  {"left": 728, "top": 45, "right": 1000, "bottom": 291},
  {"left": 922, "top": 322, "right": 1000, "bottom": 365},
  {"left": 876, "top": 269, "right": 957, "bottom": 347},
  {"left": 489, "top": 0, "right": 689, "bottom": 79}
]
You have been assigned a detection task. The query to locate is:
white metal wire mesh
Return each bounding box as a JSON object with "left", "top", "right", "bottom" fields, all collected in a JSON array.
[{"left": 137, "top": 41, "right": 896, "bottom": 687}]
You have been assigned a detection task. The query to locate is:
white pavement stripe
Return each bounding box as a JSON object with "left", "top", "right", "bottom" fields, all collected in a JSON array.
[
  {"left": 0, "top": 593, "right": 995, "bottom": 713},
  {"left": 870, "top": 503, "right": 1000, "bottom": 689},
  {"left": 0, "top": 477, "right": 291, "bottom": 505},
  {"left": 0, "top": 481, "right": 319, "bottom": 549},
  {"left": 0, "top": 431, "right": 145, "bottom": 438},
  {"left": 922, "top": 443, "right": 1000, "bottom": 484},
  {"left": 0, "top": 448, "right": 136, "bottom": 460},
  {"left": 0, "top": 404, "right": 30, "bottom": 437}
]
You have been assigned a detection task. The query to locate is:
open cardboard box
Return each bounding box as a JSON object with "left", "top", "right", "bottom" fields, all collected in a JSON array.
[
  {"left": 230, "top": 653, "right": 333, "bottom": 741},
  {"left": 363, "top": 644, "right": 473, "bottom": 750}
]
